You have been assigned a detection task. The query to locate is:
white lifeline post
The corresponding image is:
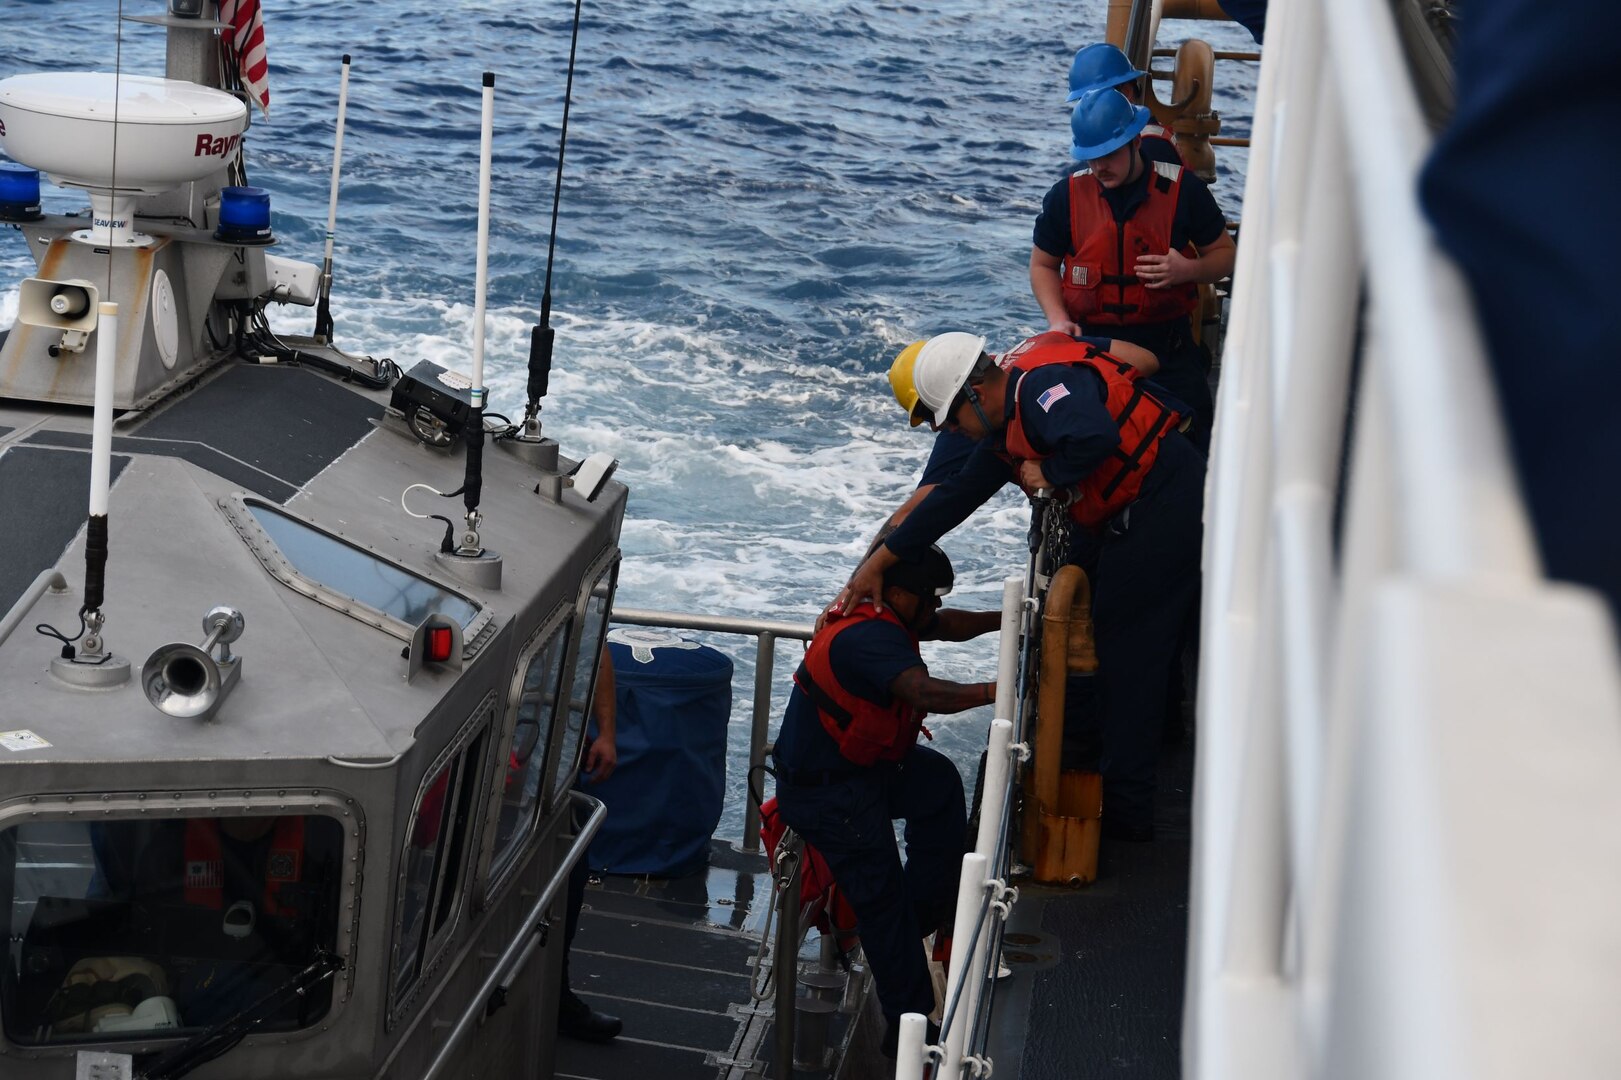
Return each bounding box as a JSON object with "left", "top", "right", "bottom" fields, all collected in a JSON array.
[
  {"left": 88, "top": 302, "right": 118, "bottom": 517},
  {"left": 974, "top": 719, "right": 1015, "bottom": 861},
  {"left": 991, "top": 575, "right": 1022, "bottom": 724},
  {"left": 470, "top": 70, "right": 494, "bottom": 413},
  {"left": 893, "top": 1012, "right": 930, "bottom": 1080},
  {"left": 940, "top": 850, "right": 989, "bottom": 1077}
]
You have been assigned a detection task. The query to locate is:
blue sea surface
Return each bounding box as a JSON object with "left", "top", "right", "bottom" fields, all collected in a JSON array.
[{"left": 0, "top": 0, "right": 1253, "bottom": 835}]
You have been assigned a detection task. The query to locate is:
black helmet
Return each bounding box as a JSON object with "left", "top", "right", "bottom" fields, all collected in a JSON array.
[{"left": 883, "top": 545, "right": 954, "bottom": 599}]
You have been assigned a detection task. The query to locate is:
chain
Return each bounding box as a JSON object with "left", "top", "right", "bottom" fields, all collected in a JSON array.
[{"left": 1037, "top": 494, "right": 1072, "bottom": 581}]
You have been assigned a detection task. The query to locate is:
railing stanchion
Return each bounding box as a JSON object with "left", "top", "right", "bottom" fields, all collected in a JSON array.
[
  {"left": 773, "top": 838, "right": 802, "bottom": 1080},
  {"left": 743, "top": 629, "right": 777, "bottom": 853},
  {"left": 895, "top": 1012, "right": 929, "bottom": 1080},
  {"left": 940, "top": 852, "right": 988, "bottom": 1077},
  {"left": 993, "top": 575, "right": 1022, "bottom": 724},
  {"left": 975, "top": 719, "right": 1014, "bottom": 863}
]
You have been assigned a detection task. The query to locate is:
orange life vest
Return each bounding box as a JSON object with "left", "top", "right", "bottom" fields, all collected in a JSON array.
[
  {"left": 1142, "top": 123, "right": 1181, "bottom": 162},
  {"left": 792, "top": 604, "right": 926, "bottom": 766},
  {"left": 183, "top": 817, "right": 305, "bottom": 915},
  {"left": 1060, "top": 159, "right": 1199, "bottom": 326},
  {"left": 998, "top": 332, "right": 1180, "bottom": 529}
]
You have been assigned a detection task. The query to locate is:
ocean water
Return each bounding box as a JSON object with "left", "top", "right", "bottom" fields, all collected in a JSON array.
[{"left": 0, "top": 0, "right": 1253, "bottom": 836}]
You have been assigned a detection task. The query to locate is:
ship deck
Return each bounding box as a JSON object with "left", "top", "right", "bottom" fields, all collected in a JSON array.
[
  {"left": 989, "top": 732, "right": 1194, "bottom": 1080},
  {"left": 560, "top": 722, "right": 1193, "bottom": 1080}
]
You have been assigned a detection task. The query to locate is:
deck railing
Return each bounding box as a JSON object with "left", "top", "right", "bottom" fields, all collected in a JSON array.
[
  {"left": 897, "top": 576, "right": 1029, "bottom": 1080},
  {"left": 1187, "top": 0, "right": 1621, "bottom": 1077},
  {"left": 608, "top": 606, "right": 813, "bottom": 853}
]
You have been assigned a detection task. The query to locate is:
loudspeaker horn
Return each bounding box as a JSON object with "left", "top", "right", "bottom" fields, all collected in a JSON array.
[{"left": 18, "top": 277, "right": 100, "bottom": 333}]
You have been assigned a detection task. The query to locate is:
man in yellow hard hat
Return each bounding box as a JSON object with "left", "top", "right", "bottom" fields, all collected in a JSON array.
[
  {"left": 845, "top": 330, "right": 1203, "bottom": 840},
  {"left": 821, "top": 332, "right": 1160, "bottom": 626}
]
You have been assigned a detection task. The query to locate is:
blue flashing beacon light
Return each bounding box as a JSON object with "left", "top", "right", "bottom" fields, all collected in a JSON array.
[
  {"left": 215, "top": 186, "right": 273, "bottom": 243},
  {"left": 0, "top": 164, "right": 43, "bottom": 222}
]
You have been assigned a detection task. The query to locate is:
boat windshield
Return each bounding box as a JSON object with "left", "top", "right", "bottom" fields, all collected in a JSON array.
[
  {"left": 0, "top": 815, "right": 346, "bottom": 1046},
  {"left": 246, "top": 502, "right": 482, "bottom": 630}
]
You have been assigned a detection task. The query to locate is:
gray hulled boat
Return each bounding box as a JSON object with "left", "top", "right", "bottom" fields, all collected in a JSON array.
[
  {"left": 5, "top": 2, "right": 1618, "bottom": 1080},
  {"left": 0, "top": 4, "right": 628, "bottom": 1077}
]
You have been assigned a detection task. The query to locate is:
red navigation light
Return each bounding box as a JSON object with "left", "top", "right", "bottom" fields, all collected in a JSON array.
[{"left": 427, "top": 626, "right": 454, "bottom": 663}]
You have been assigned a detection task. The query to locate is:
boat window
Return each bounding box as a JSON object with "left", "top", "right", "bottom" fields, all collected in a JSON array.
[
  {"left": 245, "top": 501, "right": 481, "bottom": 629},
  {"left": 0, "top": 814, "right": 346, "bottom": 1046},
  {"left": 488, "top": 614, "right": 572, "bottom": 886},
  {"left": 391, "top": 719, "right": 490, "bottom": 1015},
  {"left": 548, "top": 560, "right": 618, "bottom": 811}
]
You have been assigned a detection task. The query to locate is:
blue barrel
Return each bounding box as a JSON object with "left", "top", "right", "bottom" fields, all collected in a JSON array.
[{"left": 584, "top": 628, "right": 733, "bottom": 876}]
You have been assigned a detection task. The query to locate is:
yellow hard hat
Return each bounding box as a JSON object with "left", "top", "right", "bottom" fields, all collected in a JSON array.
[{"left": 889, "top": 340, "right": 929, "bottom": 426}]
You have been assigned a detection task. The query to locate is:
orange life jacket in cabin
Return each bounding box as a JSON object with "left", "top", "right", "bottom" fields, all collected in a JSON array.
[{"left": 183, "top": 817, "right": 305, "bottom": 915}]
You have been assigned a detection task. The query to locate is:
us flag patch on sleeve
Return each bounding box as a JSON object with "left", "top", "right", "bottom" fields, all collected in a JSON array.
[{"left": 1037, "top": 384, "right": 1070, "bottom": 412}]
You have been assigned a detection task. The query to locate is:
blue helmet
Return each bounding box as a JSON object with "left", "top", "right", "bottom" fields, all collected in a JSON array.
[
  {"left": 1070, "top": 88, "right": 1150, "bottom": 160},
  {"left": 1066, "top": 43, "right": 1145, "bottom": 103}
]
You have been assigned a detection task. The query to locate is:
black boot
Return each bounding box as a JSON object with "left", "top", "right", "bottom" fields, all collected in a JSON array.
[{"left": 559, "top": 989, "right": 622, "bottom": 1043}]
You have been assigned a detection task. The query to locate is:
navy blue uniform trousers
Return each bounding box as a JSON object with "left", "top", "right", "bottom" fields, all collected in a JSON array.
[
  {"left": 1068, "top": 432, "right": 1204, "bottom": 829},
  {"left": 775, "top": 744, "right": 966, "bottom": 1021}
]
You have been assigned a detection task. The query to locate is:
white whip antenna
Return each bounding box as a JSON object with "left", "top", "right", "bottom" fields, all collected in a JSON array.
[
  {"left": 47, "top": 301, "right": 132, "bottom": 687},
  {"left": 431, "top": 69, "right": 503, "bottom": 590},
  {"left": 471, "top": 70, "right": 494, "bottom": 409},
  {"left": 315, "top": 53, "right": 352, "bottom": 342}
]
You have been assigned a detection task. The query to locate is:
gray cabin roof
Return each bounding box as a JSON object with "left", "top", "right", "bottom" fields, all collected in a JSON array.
[{"left": 0, "top": 359, "right": 625, "bottom": 767}]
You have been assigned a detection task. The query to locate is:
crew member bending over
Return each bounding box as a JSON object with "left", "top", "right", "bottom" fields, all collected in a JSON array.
[
  {"left": 773, "top": 545, "right": 997, "bottom": 1055},
  {"left": 846, "top": 331, "right": 1203, "bottom": 840}
]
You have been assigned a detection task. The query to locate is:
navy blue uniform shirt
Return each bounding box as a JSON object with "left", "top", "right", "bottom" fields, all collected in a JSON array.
[
  {"left": 887, "top": 363, "right": 1126, "bottom": 560},
  {"left": 1137, "top": 133, "right": 1183, "bottom": 168},
  {"left": 774, "top": 617, "right": 925, "bottom": 773},
  {"left": 916, "top": 335, "right": 1116, "bottom": 489},
  {"left": 1215, "top": 0, "right": 1266, "bottom": 43}
]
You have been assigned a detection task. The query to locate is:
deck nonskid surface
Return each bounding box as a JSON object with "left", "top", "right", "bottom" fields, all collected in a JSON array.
[{"left": 557, "top": 841, "right": 772, "bottom": 1080}]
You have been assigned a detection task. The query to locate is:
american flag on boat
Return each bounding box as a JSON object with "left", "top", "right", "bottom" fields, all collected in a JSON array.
[{"left": 219, "top": 0, "right": 271, "bottom": 116}]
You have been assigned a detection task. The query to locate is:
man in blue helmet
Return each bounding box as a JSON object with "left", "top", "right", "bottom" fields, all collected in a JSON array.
[
  {"left": 774, "top": 545, "right": 998, "bottom": 1056},
  {"left": 1030, "top": 87, "right": 1234, "bottom": 452},
  {"left": 1066, "top": 42, "right": 1182, "bottom": 166}
]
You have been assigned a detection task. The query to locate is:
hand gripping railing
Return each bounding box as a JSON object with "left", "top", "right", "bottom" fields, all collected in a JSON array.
[
  {"left": 897, "top": 577, "right": 1030, "bottom": 1080},
  {"left": 1187, "top": 0, "right": 1621, "bottom": 1076}
]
